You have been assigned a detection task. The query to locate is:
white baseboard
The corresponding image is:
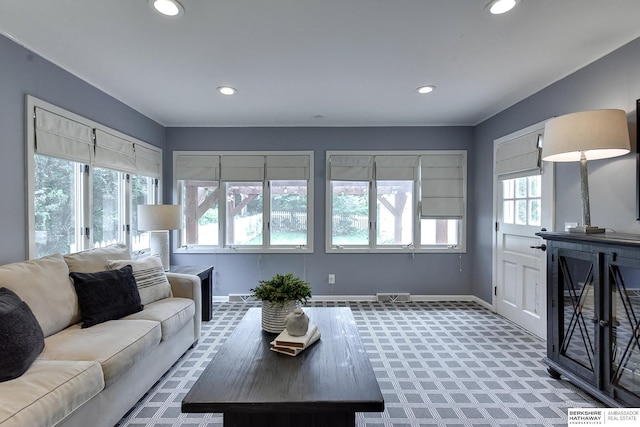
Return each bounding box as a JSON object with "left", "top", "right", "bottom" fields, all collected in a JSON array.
[{"left": 215, "top": 294, "right": 494, "bottom": 311}]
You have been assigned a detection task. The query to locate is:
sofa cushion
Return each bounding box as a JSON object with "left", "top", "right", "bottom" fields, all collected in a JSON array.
[
  {"left": 107, "top": 256, "right": 173, "bottom": 305},
  {"left": 70, "top": 266, "right": 144, "bottom": 328},
  {"left": 124, "top": 297, "right": 195, "bottom": 341},
  {"left": 38, "top": 319, "right": 161, "bottom": 387},
  {"left": 0, "top": 288, "right": 45, "bottom": 382},
  {"left": 0, "top": 359, "right": 103, "bottom": 427},
  {"left": 64, "top": 243, "right": 130, "bottom": 273},
  {"left": 0, "top": 253, "right": 79, "bottom": 337}
]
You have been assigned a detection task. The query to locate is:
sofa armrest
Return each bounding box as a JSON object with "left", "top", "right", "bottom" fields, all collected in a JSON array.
[{"left": 165, "top": 272, "right": 202, "bottom": 341}]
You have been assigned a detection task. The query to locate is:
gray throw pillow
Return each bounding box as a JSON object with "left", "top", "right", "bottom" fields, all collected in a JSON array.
[
  {"left": 70, "top": 265, "right": 143, "bottom": 328},
  {"left": 0, "top": 287, "right": 45, "bottom": 382}
]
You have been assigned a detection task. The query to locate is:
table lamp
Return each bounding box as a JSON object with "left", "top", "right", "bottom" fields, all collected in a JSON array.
[
  {"left": 137, "top": 204, "right": 182, "bottom": 270},
  {"left": 542, "top": 109, "right": 630, "bottom": 233}
]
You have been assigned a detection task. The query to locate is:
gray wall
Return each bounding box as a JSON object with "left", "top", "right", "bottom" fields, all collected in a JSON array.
[
  {"left": 0, "top": 34, "right": 166, "bottom": 264},
  {"left": 166, "top": 127, "right": 475, "bottom": 297},
  {"left": 4, "top": 27, "right": 640, "bottom": 302},
  {"left": 471, "top": 37, "right": 640, "bottom": 303}
]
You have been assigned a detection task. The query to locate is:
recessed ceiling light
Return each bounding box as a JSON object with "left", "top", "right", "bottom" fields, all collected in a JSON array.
[
  {"left": 416, "top": 85, "right": 436, "bottom": 94},
  {"left": 149, "top": 0, "right": 184, "bottom": 17},
  {"left": 217, "top": 86, "right": 237, "bottom": 96},
  {"left": 486, "top": 0, "right": 519, "bottom": 15}
]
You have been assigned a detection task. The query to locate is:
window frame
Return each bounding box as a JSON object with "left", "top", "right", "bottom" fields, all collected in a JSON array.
[
  {"left": 26, "top": 96, "right": 162, "bottom": 259},
  {"left": 325, "top": 150, "right": 467, "bottom": 254},
  {"left": 173, "top": 150, "right": 314, "bottom": 254}
]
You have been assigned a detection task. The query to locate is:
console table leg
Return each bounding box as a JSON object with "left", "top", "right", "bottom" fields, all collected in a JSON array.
[{"left": 547, "top": 366, "right": 562, "bottom": 380}]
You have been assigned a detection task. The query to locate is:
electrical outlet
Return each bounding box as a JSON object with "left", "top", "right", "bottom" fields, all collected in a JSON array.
[{"left": 328, "top": 274, "right": 336, "bottom": 284}]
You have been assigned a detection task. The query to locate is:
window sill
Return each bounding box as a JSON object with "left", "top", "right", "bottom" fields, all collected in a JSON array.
[
  {"left": 325, "top": 246, "right": 466, "bottom": 254},
  {"left": 174, "top": 246, "right": 314, "bottom": 255}
]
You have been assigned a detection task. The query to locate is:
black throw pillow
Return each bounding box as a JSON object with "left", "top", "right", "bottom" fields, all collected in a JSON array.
[
  {"left": 0, "top": 287, "right": 45, "bottom": 382},
  {"left": 70, "top": 265, "right": 143, "bottom": 328}
]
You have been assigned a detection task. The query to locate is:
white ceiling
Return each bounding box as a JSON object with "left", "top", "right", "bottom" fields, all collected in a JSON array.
[{"left": 2, "top": 0, "right": 640, "bottom": 127}]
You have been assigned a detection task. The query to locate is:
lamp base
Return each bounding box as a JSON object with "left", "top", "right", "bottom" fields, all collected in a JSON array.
[
  {"left": 149, "top": 230, "right": 170, "bottom": 270},
  {"left": 569, "top": 225, "right": 606, "bottom": 234}
]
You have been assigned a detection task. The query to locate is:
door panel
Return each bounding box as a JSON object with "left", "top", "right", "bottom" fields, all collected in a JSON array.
[
  {"left": 497, "top": 222, "right": 546, "bottom": 338},
  {"left": 523, "top": 265, "right": 539, "bottom": 315},
  {"left": 502, "top": 261, "right": 517, "bottom": 306}
]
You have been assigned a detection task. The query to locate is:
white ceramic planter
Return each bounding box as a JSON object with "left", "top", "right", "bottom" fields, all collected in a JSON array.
[{"left": 261, "top": 300, "right": 299, "bottom": 333}]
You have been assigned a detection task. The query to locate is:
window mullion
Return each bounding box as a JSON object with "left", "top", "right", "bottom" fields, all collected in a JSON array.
[
  {"left": 220, "top": 181, "right": 227, "bottom": 248},
  {"left": 123, "top": 173, "right": 131, "bottom": 250},
  {"left": 265, "top": 180, "right": 271, "bottom": 248},
  {"left": 81, "top": 164, "right": 91, "bottom": 251},
  {"left": 416, "top": 164, "right": 422, "bottom": 247},
  {"left": 153, "top": 178, "right": 159, "bottom": 204},
  {"left": 368, "top": 179, "right": 378, "bottom": 248},
  {"left": 369, "top": 180, "right": 375, "bottom": 249}
]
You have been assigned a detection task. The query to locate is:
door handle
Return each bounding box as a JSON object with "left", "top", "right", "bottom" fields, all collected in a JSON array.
[{"left": 530, "top": 244, "right": 547, "bottom": 251}]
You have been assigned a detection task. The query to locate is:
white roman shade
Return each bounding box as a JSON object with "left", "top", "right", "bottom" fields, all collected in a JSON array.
[
  {"left": 495, "top": 132, "right": 542, "bottom": 175},
  {"left": 375, "top": 155, "right": 419, "bottom": 180},
  {"left": 220, "top": 155, "right": 265, "bottom": 181},
  {"left": 420, "top": 153, "right": 465, "bottom": 219},
  {"left": 135, "top": 144, "right": 162, "bottom": 178},
  {"left": 266, "top": 155, "right": 310, "bottom": 180},
  {"left": 329, "top": 155, "right": 374, "bottom": 181},
  {"left": 175, "top": 155, "right": 220, "bottom": 181},
  {"left": 94, "top": 129, "right": 137, "bottom": 172},
  {"left": 34, "top": 107, "right": 93, "bottom": 163}
]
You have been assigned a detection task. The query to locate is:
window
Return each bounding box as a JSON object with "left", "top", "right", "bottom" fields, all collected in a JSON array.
[
  {"left": 92, "top": 167, "right": 123, "bottom": 247},
  {"left": 270, "top": 180, "right": 308, "bottom": 246},
  {"left": 419, "top": 153, "right": 465, "bottom": 248},
  {"left": 326, "top": 151, "right": 466, "bottom": 253},
  {"left": 494, "top": 129, "right": 543, "bottom": 228},
  {"left": 27, "top": 97, "right": 162, "bottom": 258},
  {"left": 225, "top": 181, "right": 263, "bottom": 246},
  {"left": 502, "top": 176, "right": 541, "bottom": 226},
  {"left": 174, "top": 151, "right": 313, "bottom": 253},
  {"left": 130, "top": 174, "right": 158, "bottom": 252},
  {"left": 331, "top": 180, "right": 369, "bottom": 246},
  {"left": 377, "top": 180, "right": 413, "bottom": 246},
  {"left": 33, "top": 155, "right": 82, "bottom": 257}
]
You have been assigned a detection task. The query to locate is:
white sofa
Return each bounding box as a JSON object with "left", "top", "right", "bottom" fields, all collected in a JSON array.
[{"left": 0, "top": 244, "right": 202, "bottom": 427}]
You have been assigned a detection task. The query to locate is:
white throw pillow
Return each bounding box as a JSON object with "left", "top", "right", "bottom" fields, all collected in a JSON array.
[
  {"left": 64, "top": 243, "right": 130, "bottom": 273},
  {"left": 106, "top": 256, "right": 172, "bottom": 305},
  {"left": 0, "top": 253, "right": 79, "bottom": 337}
]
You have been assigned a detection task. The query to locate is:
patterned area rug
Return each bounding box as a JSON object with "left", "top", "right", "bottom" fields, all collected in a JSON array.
[{"left": 116, "top": 301, "right": 602, "bottom": 427}]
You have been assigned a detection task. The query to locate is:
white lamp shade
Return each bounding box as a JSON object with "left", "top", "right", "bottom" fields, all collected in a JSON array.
[
  {"left": 137, "top": 204, "right": 182, "bottom": 231},
  {"left": 542, "top": 109, "right": 630, "bottom": 162}
]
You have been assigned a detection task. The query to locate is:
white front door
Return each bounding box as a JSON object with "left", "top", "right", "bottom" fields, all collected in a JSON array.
[{"left": 493, "top": 125, "right": 554, "bottom": 339}]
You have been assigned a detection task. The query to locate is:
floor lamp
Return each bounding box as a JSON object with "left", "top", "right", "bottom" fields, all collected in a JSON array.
[
  {"left": 542, "top": 109, "right": 630, "bottom": 233},
  {"left": 137, "top": 204, "right": 182, "bottom": 270}
]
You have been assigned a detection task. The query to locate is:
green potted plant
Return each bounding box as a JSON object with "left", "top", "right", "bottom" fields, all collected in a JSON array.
[{"left": 251, "top": 273, "right": 312, "bottom": 333}]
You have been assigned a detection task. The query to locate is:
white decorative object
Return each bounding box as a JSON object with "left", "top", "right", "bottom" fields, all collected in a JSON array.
[
  {"left": 261, "top": 301, "right": 299, "bottom": 333},
  {"left": 284, "top": 308, "right": 310, "bottom": 336},
  {"left": 137, "top": 204, "right": 182, "bottom": 270}
]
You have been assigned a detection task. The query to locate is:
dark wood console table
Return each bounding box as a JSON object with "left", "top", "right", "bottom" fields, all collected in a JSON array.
[
  {"left": 168, "top": 265, "right": 214, "bottom": 321},
  {"left": 537, "top": 231, "right": 640, "bottom": 407}
]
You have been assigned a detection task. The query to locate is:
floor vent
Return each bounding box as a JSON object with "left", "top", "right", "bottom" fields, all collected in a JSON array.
[
  {"left": 376, "top": 293, "right": 411, "bottom": 302},
  {"left": 228, "top": 294, "right": 255, "bottom": 302}
]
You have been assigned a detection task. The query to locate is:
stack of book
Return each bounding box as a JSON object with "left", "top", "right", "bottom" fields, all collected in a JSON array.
[{"left": 270, "top": 324, "right": 321, "bottom": 356}]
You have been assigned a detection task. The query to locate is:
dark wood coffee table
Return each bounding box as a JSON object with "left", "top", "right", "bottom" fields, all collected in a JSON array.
[{"left": 182, "top": 307, "right": 384, "bottom": 427}]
